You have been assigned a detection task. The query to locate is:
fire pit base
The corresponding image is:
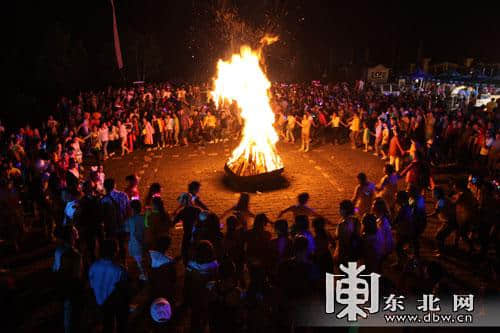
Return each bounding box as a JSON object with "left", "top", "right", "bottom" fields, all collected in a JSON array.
[{"left": 223, "top": 164, "right": 288, "bottom": 192}]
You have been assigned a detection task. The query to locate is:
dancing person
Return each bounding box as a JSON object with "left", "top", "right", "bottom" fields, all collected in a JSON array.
[
  {"left": 74, "top": 181, "right": 102, "bottom": 265},
  {"left": 88, "top": 240, "right": 129, "bottom": 333},
  {"left": 361, "top": 213, "right": 384, "bottom": 273},
  {"left": 376, "top": 163, "right": 398, "bottom": 212},
  {"left": 297, "top": 112, "right": 314, "bottom": 152},
  {"left": 124, "top": 174, "right": 140, "bottom": 201},
  {"left": 173, "top": 192, "right": 201, "bottom": 265},
  {"left": 53, "top": 225, "right": 84, "bottom": 333},
  {"left": 400, "top": 150, "right": 433, "bottom": 193},
  {"left": 373, "top": 119, "right": 383, "bottom": 156},
  {"left": 221, "top": 192, "right": 255, "bottom": 231},
  {"left": 145, "top": 182, "right": 162, "bottom": 209},
  {"left": 372, "top": 198, "right": 394, "bottom": 260},
  {"left": 450, "top": 178, "right": 477, "bottom": 254},
  {"left": 148, "top": 236, "right": 177, "bottom": 303},
  {"left": 285, "top": 113, "right": 296, "bottom": 143},
  {"left": 393, "top": 191, "right": 418, "bottom": 266},
  {"left": 348, "top": 111, "right": 361, "bottom": 149},
  {"left": 244, "top": 213, "right": 272, "bottom": 264},
  {"left": 124, "top": 200, "right": 147, "bottom": 281},
  {"left": 269, "top": 219, "right": 292, "bottom": 270},
  {"left": 188, "top": 181, "right": 209, "bottom": 211},
  {"left": 142, "top": 118, "right": 155, "bottom": 149},
  {"left": 99, "top": 122, "right": 109, "bottom": 160},
  {"left": 388, "top": 127, "right": 405, "bottom": 172},
  {"left": 184, "top": 240, "right": 219, "bottom": 332},
  {"left": 362, "top": 122, "right": 371, "bottom": 152},
  {"left": 118, "top": 120, "right": 130, "bottom": 156},
  {"left": 352, "top": 172, "right": 376, "bottom": 217},
  {"left": 100, "top": 178, "right": 130, "bottom": 265},
  {"left": 277, "top": 235, "right": 320, "bottom": 330},
  {"left": 144, "top": 197, "right": 171, "bottom": 249},
  {"left": 428, "top": 186, "right": 456, "bottom": 256},
  {"left": 380, "top": 122, "right": 390, "bottom": 160},
  {"left": 312, "top": 217, "right": 335, "bottom": 275},
  {"left": 278, "top": 192, "right": 321, "bottom": 220},
  {"left": 222, "top": 216, "right": 246, "bottom": 284},
  {"left": 207, "top": 260, "right": 244, "bottom": 332},
  {"left": 335, "top": 200, "right": 361, "bottom": 265},
  {"left": 327, "top": 111, "right": 342, "bottom": 145}
]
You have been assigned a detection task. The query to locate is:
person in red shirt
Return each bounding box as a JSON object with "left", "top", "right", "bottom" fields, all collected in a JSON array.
[
  {"left": 400, "top": 150, "right": 433, "bottom": 193},
  {"left": 388, "top": 128, "right": 405, "bottom": 172},
  {"left": 317, "top": 109, "right": 328, "bottom": 144},
  {"left": 24, "top": 125, "right": 34, "bottom": 138},
  {"left": 124, "top": 174, "right": 140, "bottom": 201}
]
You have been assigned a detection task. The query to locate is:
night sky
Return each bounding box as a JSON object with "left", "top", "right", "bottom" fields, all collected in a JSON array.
[{"left": 2, "top": 0, "right": 499, "bottom": 117}]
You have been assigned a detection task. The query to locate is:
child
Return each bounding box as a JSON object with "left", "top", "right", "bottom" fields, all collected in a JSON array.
[{"left": 362, "top": 122, "right": 370, "bottom": 152}]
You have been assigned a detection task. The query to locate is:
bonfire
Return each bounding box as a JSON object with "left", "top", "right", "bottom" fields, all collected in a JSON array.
[{"left": 211, "top": 37, "right": 284, "bottom": 177}]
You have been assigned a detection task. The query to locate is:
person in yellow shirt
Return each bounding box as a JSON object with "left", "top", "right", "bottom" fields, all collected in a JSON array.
[
  {"left": 486, "top": 98, "right": 497, "bottom": 113},
  {"left": 348, "top": 112, "right": 361, "bottom": 149},
  {"left": 202, "top": 111, "right": 217, "bottom": 143},
  {"left": 153, "top": 115, "right": 164, "bottom": 148},
  {"left": 7, "top": 161, "right": 22, "bottom": 180},
  {"left": 285, "top": 113, "right": 296, "bottom": 143},
  {"left": 327, "top": 111, "right": 346, "bottom": 145}
]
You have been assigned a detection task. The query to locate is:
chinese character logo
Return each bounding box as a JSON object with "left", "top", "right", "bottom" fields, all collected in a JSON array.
[
  {"left": 417, "top": 294, "right": 441, "bottom": 312},
  {"left": 383, "top": 294, "right": 405, "bottom": 312},
  {"left": 326, "top": 262, "right": 381, "bottom": 321},
  {"left": 453, "top": 294, "right": 474, "bottom": 312}
]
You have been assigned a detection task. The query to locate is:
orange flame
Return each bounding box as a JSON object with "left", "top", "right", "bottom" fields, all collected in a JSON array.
[
  {"left": 260, "top": 35, "right": 279, "bottom": 46},
  {"left": 212, "top": 42, "right": 283, "bottom": 176}
]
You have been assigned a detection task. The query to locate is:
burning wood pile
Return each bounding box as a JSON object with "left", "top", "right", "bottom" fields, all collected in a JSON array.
[{"left": 226, "top": 142, "right": 283, "bottom": 177}]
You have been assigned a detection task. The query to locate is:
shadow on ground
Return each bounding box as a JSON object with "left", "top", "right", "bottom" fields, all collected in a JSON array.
[{"left": 221, "top": 172, "right": 290, "bottom": 193}]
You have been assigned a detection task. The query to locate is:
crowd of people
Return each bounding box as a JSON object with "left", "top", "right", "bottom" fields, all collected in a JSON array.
[
  {"left": 38, "top": 175, "right": 500, "bottom": 332},
  {"left": 0, "top": 79, "right": 499, "bottom": 332}
]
